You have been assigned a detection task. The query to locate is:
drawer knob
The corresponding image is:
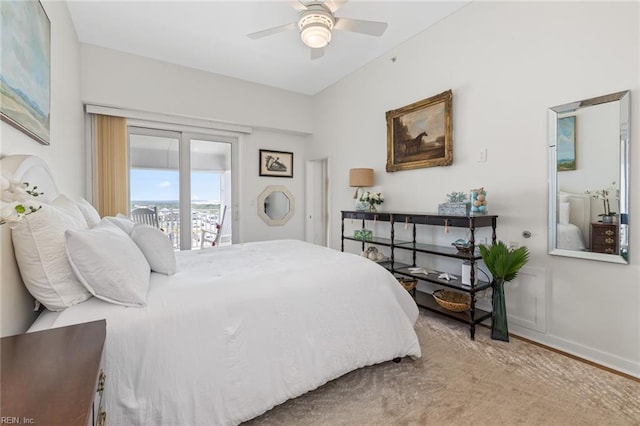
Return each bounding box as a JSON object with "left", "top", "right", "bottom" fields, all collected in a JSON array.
[
  {"left": 605, "top": 230, "right": 615, "bottom": 236},
  {"left": 605, "top": 248, "right": 615, "bottom": 254},
  {"left": 97, "top": 370, "right": 106, "bottom": 393},
  {"left": 605, "top": 238, "right": 614, "bottom": 244},
  {"left": 97, "top": 410, "right": 107, "bottom": 426}
]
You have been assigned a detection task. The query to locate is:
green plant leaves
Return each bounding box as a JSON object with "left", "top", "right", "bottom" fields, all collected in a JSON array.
[{"left": 479, "top": 241, "right": 530, "bottom": 283}]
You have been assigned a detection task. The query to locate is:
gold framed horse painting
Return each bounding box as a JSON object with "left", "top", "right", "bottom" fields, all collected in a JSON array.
[{"left": 386, "top": 90, "right": 453, "bottom": 172}]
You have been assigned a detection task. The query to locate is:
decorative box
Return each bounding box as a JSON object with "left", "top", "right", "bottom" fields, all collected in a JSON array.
[
  {"left": 437, "top": 202, "right": 470, "bottom": 216},
  {"left": 353, "top": 228, "right": 373, "bottom": 241}
]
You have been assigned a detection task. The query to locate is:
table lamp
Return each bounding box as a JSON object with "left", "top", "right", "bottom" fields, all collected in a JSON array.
[{"left": 349, "top": 168, "right": 374, "bottom": 199}]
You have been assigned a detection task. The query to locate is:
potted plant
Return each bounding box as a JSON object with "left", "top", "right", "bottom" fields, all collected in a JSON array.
[
  {"left": 479, "top": 241, "right": 530, "bottom": 342},
  {"left": 586, "top": 181, "right": 618, "bottom": 224},
  {"left": 359, "top": 191, "right": 384, "bottom": 212}
]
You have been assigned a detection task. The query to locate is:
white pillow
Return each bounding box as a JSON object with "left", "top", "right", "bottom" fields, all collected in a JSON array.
[
  {"left": 104, "top": 215, "right": 136, "bottom": 235},
  {"left": 11, "top": 200, "right": 92, "bottom": 311},
  {"left": 558, "top": 191, "right": 570, "bottom": 203},
  {"left": 130, "top": 223, "right": 176, "bottom": 275},
  {"left": 559, "top": 202, "right": 570, "bottom": 225},
  {"left": 76, "top": 198, "right": 101, "bottom": 227},
  {"left": 65, "top": 219, "right": 151, "bottom": 307},
  {"left": 52, "top": 194, "right": 89, "bottom": 229}
]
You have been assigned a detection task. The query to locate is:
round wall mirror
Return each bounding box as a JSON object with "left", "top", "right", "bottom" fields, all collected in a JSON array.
[{"left": 258, "top": 185, "right": 295, "bottom": 226}]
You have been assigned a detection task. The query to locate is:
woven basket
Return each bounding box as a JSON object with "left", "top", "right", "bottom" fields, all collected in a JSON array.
[
  {"left": 398, "top": 277, "right": 417, "bottom": 292},
  {"left": 432, "top": 289, "right": 471, "bottom": 312}
]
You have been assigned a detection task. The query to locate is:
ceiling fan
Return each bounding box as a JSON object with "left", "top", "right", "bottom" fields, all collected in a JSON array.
[{"left": 247, "top": 0, "right": 388, "bottom": 60}]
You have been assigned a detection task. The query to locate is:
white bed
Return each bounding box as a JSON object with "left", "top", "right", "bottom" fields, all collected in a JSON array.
[
  {"left": 2, "top": 155, "right": 421, "bottom": 425},
  {"left": 556, "top": 190, "right": 590, "bottom": 250}
]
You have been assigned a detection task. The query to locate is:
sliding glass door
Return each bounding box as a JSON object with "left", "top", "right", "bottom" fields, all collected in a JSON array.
[
  {"left": 189, "top": 138, "right": 231, "bottom": 249},
  {"left": 129, "top": 127, "right": 233, "bottom": 250}
]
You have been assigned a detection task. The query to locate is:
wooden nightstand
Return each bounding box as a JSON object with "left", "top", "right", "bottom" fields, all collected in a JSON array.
[
  {"left": 0, "top": 320, "right": 107, "bottom": 426},
  {"left": 591, "top": 222, "right": 618, "bottom": 254}
]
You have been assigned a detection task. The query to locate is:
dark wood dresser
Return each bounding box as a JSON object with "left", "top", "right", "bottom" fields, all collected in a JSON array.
[
  {"left": 0, "top": 320, "right": 107, "bottom": 426},
  {"left": 591, "top": 222, "right": 618, "bottom": 254}
]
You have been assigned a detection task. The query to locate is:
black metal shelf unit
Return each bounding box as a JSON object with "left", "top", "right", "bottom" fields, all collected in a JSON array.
[{"left": 341, "top": 210, "right": 498, "bottom": 340}]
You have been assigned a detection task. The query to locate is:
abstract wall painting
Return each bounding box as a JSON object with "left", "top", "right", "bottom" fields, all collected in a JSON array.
[{"left": 1, "top": 0, "right": 51, "bottom": 145}]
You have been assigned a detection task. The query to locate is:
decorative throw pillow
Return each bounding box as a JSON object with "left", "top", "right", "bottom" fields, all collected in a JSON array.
[
  {"left": 11, "top": 198, "right": 92, "bottom": 311},
  {"left": 51, "top": 194, "right": 89, "bottom": 228},
  {"left": 65, "top": 219, "right": 151, "bottom": 307},
  {"left": 558, "top": 191, "right": 570, "bottom": 203},
  {"left": 76, "top": 198, "right": 101, "bottom": 228},
  {"left": 130, "top": 223, "right": 176, "bottom": 275},
  {"left": 104, "top": 214, "right": 136, "bottom": 235}
]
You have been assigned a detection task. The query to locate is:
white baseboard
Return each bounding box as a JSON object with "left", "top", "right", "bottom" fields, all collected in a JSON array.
[
  {"left": 475, "top": 265, "right": 638, "bottom": 379},
  {"left": 509, "top": 325, "right": 640, "bottom": 379}
]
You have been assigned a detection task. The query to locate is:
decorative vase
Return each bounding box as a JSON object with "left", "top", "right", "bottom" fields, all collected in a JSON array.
[
  {"left": 491, "top": 279, "right": 509, "bottom": 342},
  {"left": 602, "top": 215, "right": 614, "bottom": 224},
  {"left": 470, "top": 187, "right": 488, "bottom": 214},
  {"left": 369, "top": 204, "right": 377, "bottom": 213},
  {"left": 355, "top": 201, "right": 370, "bottom": 212}
]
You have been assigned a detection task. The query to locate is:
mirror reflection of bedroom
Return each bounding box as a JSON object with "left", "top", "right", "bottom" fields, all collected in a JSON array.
[{"left": 549, "top": 90, "right": 630, "bottom": 263}]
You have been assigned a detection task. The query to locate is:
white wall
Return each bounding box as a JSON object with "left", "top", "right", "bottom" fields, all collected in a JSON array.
[
  {"left": 0, "top": 1, "right": 83, "bottom": 335},
  {"left": 310, "top": 1, "right": 639, "bottom": 377},
  {"left": 80, "top": 44, "right": 311, "bottom": 242},
  {"left": 240, "top": 130, "right": 306, "bottom": 242}
]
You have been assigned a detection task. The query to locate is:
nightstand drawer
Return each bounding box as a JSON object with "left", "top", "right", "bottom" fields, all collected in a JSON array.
[
  {"left": 1, "top": 320, "right": 106, "bottom": 426},
  {"left": 590, "top": 223, "right": 618, "bottom": 254}
]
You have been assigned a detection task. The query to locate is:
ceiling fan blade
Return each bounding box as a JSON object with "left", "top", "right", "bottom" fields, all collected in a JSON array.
[
  {"left": 247, "top": 22, "right": 297, "bottom": 40},
  {"left": 293, "top": 0, "right": 308, "bottom": 11},
  {"left": 324, "top": 0, "right": 348, "bottom": 13},
  {"left": 310, "top": 47, "right": 325, "bottom": 60},
  {"left": 334, "top": 17, "right": 388, "bottom": 36}
]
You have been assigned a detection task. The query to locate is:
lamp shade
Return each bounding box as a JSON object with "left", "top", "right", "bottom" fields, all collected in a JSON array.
[{"left": 349, "top": 168, "right": 374, "bottom": 187}]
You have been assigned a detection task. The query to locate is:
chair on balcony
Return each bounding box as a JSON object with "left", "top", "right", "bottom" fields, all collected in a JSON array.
[
  {"left": 130, "top": 206, "right": 160, "bottom": 228},
  {"left": 200, "top": 205, "right": 227, "bottom": 248}
]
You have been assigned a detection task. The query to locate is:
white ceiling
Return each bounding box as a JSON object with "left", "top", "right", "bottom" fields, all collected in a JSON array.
[{"left": 66, "top": 1, "right": 470, "bottom": 95}]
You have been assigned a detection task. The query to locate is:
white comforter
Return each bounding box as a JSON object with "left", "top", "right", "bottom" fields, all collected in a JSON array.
[
  {"left": 29, "top": 240, "right": 421, "bottom": 425},
  {"left": 556, "top": 223, "right": 587, "bottom": 250}
]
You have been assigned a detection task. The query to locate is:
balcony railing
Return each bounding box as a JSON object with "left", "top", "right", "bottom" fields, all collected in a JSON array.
[{"left": 132, "top": 204, "right": 226, "bottom": 250}]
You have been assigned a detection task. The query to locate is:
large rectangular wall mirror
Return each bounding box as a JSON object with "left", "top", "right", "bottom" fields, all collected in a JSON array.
[{"left": 548, "top": 90, "right": 630, "bottom": 264}]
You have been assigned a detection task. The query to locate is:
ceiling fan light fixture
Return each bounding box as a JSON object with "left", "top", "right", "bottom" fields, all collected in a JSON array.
[
  {"left": 300, "top": 23, "right": 332, "bottom": 48},
  {"left": 298, "top": 5, "right": 334, "bottom": 49}
]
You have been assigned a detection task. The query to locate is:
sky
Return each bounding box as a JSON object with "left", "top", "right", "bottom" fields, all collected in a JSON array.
[{"left": 131, "top": 169, "right": 220, "bottom": 202}]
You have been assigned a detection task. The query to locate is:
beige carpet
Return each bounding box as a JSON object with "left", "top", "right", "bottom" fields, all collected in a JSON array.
[{"left": 246, "top": 310, "right": 640, "bottom": 426}]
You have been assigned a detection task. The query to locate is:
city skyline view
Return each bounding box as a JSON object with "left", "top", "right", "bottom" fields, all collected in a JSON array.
[{"left": 131, "top": 169, "right": 221, "bottom": 202}]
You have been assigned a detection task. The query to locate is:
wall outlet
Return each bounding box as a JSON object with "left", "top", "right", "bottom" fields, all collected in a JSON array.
[{"left": 477, "top": 148, "right": 487, "bottom": 162}]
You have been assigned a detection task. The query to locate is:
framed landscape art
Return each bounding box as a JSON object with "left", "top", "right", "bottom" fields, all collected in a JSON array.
[
  {"left": 386, "top": 90, "right": 453, "bottom": 172},
  {"left": 259, "top": 149, "right": 293, "bottom": 178},
  {"left": 557, "top": 116, "right": 576, "bottom": 171},
  {"left": 0, "top": 0, "right": 51, "bottom": 145}
]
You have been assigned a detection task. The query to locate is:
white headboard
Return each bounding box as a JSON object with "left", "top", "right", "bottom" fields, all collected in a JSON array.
[
  {"left": 1, "top": 155, "right": 60, "bottom": 202},
  {"left": 559, "top": 190, "right": 591, "bottom": 248},
  {"left": 0, "top": 155, "right": 60, "bottom": 336}
]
